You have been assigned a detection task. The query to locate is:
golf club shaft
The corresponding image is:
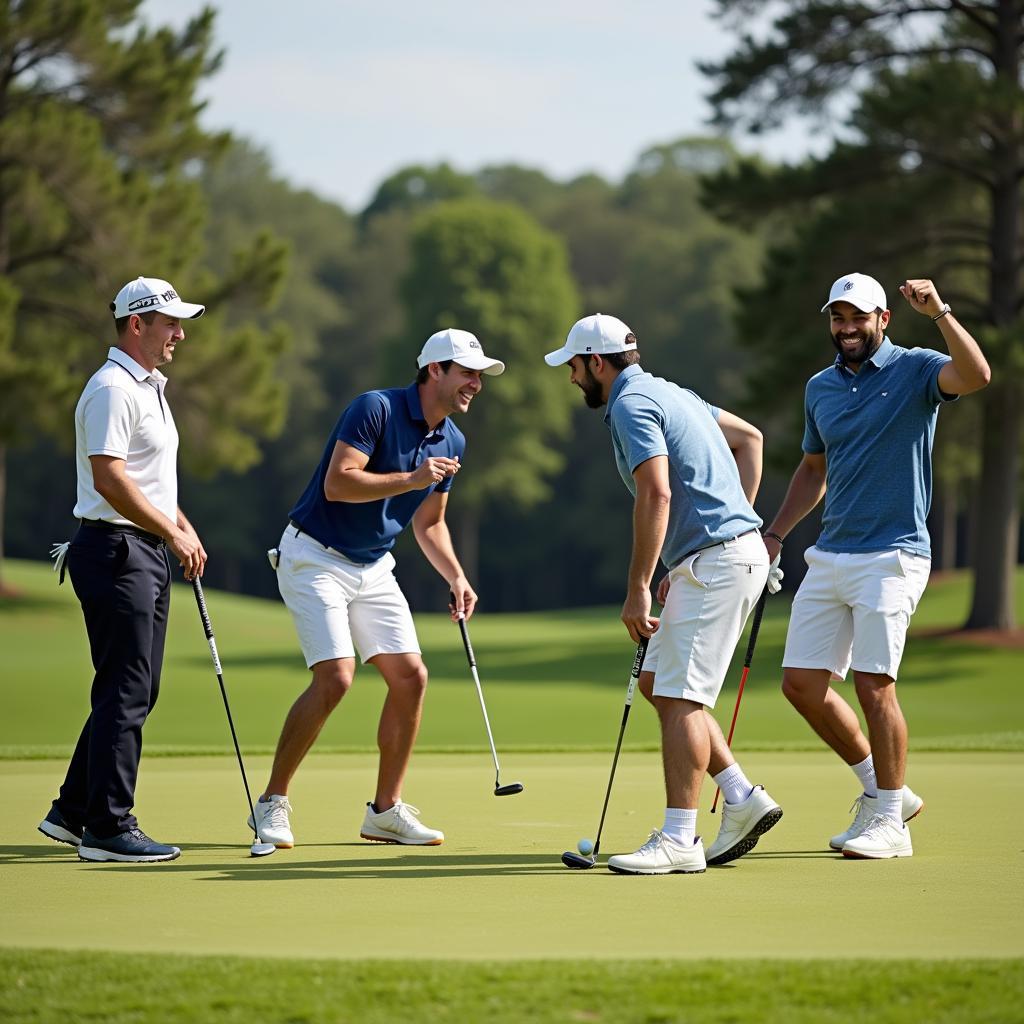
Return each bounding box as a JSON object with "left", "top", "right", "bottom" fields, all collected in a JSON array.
[
  {"left": 192, "top": 578, "right": 261, "bottom": 841},
  {"left": 593, "top": 638, "right": 649, "bottom": 858},
  {"left": 711, "top": 588, "right": 768, "bottom": 813},
  {"left": 456, "top": 614, "right": 503, "bottom": 783}
]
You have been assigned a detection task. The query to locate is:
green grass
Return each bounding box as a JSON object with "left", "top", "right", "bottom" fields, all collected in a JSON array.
[
  {"left": 2, "top": 559, "right": 1022, "bottom": 757},
  {"left": 2, "top": 950, "right": 1022, "bottom": 1023}
]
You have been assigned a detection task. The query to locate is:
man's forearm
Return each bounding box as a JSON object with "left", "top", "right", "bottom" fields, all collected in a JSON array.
[
  {"left": 96, "top": 472, "right": 178, "bottom": 539},
  {"left": 732, "top": 440, "right": 763, "bottom": 505},
  {"left": 937, "top": 314, "right": 990, "bottom": 391},
  {"left": 628, "top": 487, "right": 670, "bottom": 591},
  {"left": 415, "top": 521, "right": 465, "bottom": 584},
  {"left": 325, "top": 469, "right": 418, "bottom": 503},
  {"left": 766, "top": 463, "right": 826, "bottom": 539}
]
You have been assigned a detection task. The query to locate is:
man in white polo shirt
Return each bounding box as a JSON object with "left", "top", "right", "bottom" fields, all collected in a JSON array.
[{"left": 38, "top": 276, "right": 207, "bottom": 863}]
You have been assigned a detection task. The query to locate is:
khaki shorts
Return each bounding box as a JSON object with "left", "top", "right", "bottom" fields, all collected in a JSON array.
[
  {"left": 275, "top": 527, "right": 420, "bottom": 668},
  {"left": 642, "top": 531, "right": 769, "bottom": 707},
  {"left": 782, "top": 546, "right": 931, "bottom": 681}
]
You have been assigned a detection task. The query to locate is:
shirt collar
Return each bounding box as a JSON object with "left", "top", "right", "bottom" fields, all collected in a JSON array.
[
  {"left": 107, "top": 347, "right": 166, "bottom": 385},
  {"left": 603, "top": 364, "right": 644, "bottom": 423},
  {"left": 833, "top": 336, "right": 896, "bottom": 375},
  {"left": 404, "top": 382, "right": 447, "bottom": 437}
]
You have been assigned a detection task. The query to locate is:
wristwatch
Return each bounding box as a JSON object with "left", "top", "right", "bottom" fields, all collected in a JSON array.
[{"left": 932, "top": 303, "right": 952, "bottom": 320}]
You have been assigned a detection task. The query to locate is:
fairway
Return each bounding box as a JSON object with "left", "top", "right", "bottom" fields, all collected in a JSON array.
[
  {"left": 3, "top": 561, "right": 1023, "bottom": 1021},
  {"left": 5, "top": 751, "right": 1022, "bottom": 961}
]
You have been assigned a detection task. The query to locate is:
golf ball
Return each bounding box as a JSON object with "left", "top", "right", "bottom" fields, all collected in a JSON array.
[{"left": 577, "top": 838, "right": 594, "bottom": 856}]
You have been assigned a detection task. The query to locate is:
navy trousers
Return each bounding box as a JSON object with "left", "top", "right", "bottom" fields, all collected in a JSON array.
[{"left": 53, "top": 524, "right": 171, "bottom": 838}]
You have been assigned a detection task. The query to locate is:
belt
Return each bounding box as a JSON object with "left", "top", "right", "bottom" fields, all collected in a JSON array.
[
  {"left": 288, "top": 518, "right": 306, "bottom": 538},
  {"left": 674, "top": 528, "right": 760, "bottom": 567},
  {"left": 79, "top": 519, "right": 165, "bottom": 548}
]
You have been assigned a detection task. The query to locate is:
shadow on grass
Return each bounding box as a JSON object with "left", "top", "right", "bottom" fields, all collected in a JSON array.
[{"left": 1, "top": 844, "right": 836, "bottom": 878}]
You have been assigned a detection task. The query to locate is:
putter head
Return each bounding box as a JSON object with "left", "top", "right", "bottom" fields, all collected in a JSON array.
[
  {"left": 494, "top": 782, "right": 524, "bottom": 796},
  {"left": 250, "top": 841, "right": 276, "bottom": 858},
  {"left": 560, "top": 850, "right": 597, "bottom": 870}
]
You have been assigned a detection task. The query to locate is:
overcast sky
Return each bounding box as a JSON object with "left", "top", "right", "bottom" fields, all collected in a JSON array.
[{"left": 142, "top": 1, "right": 818, "bottom": 211}]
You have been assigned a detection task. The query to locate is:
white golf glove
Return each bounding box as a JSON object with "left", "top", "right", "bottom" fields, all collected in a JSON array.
[
  {"left": 50, "top": 540, "right": 70, "bottom": 585},
  {"left": 766, "top": 553, "right": 784, "bottom": 595}
]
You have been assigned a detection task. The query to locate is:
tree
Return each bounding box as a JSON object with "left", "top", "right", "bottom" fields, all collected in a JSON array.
[
  {"left": 702, "top": 0, "right": 1024, "bottom": 630},
  {"left": 0, "top": 1, "right": 289, "bottom": 591},
  {"left": 396, "top": 198, "right": 579, "bottom": 587}
]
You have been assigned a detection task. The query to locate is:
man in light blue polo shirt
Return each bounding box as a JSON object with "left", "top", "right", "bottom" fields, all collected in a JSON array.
[
  {"left": 763, "top": 273, "right": 990, "bottom": 859},
  {"left": 253, "top": 329, "right": 504, "bottom": 849},
  {"left": 545, "top": 314, "right": 783, "bottom": 875}
]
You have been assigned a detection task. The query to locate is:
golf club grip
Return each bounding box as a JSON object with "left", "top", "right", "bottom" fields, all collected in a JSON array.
[
  {"left": 450, "top": 591, "right": 477, "bottom": 667},
  {"left": 192, "top": 578, "right": 223, "bottom": 675},
  {"left": 743, "top": 589, "right": 768, "bottom": 666},
  {"left": 623, "top": 637, "right": 649, "bottom": 707}
]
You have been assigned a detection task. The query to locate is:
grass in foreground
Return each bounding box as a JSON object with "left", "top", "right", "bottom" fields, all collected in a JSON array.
[{"left": 2, "top": 950, "right": 1021, "bottom": 1024}]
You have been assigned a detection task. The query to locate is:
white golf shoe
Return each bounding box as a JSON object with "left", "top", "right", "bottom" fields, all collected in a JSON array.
[
  {"left": 706, "top": 785, "right": 783, "bottom": 866},
  {"left": 842, "top": 814, "right": 913, "bottom": 859},
  {"left": 607, "top": 831, "right": 706, "bottom": 875},
  {"left": 829, "top": 785, "right": 924, "bottom": 851},
  {"left": 360, "top": 802, "right": 444, "bottom": 846},
  {"left": 247, "top": 794, "right": 294, "bottom": 848}
]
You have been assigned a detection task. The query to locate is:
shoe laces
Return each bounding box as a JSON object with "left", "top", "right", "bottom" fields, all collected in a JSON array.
[
  {"left": 264, "top": 797, "right": 292, "bottom": 828},
  {"left": 392, "top": 802, "right": 422, "bottom": 826},
  {"left": 846, "top": 794, "right": 871, "bottom": 829},
  {"left": 859, "top": 813, "right": 898, "bottom": 839},
  {"left": 636, "top": 830, "right": 666, "bottom": 856}
]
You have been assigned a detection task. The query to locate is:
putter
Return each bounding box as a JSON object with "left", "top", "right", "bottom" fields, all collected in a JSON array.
[
  {"left": 450, "top": 594, "right": 523, "bottom": 796},
  {"left": 561, "top": 636, "right": 649, "bottom": 870},
  {"left": 710, "top": 587, "right": 768, "bottom": 813},
  {"left": 192, "top": 577, "right": 276, "bottom": 857}
]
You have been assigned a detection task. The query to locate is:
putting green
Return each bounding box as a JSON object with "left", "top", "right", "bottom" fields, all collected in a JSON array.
[{"left": 4, "top": 751, "right": 1021, "bottom": 960}]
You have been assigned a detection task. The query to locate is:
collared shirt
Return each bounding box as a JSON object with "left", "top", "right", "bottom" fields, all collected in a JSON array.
[
  {"left": 73, "top": 347, "right": 179, "bottom": 524},
  {"left": 604, "top": 365, "right": 762, "bottom": 569},
  {"left": 803, "top": 337, "right": 955, "bottom": 555},
  {"left": 289, "top": 383, "right": 466, "bottom": 563}
]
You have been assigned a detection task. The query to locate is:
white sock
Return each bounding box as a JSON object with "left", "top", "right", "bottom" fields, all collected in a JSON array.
[
  {"left": 876, "top": 788, "right": 903, "bottom": 823},
  {"left": 851, "top": 755, "right": 877, "bottom": 797},
  {"left": 663, "top": 807, "right": 697, "bottom": 846},
  {"left": 713, "top": 763, "right": 753, "bottom": 805}
]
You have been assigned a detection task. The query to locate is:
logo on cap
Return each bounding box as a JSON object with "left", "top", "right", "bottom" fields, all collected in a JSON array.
[
  {"left": 469, "top": 339, "right": 480, "bottom": 349},
  {"left": 843, "top": 281, "right": 854, "bottom": 291}
]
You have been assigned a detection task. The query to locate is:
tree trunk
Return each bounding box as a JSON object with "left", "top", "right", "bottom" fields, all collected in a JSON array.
[
  {"left": 965, "top": 382, "right": 1021, "bottom": 629},
  {"left": 930, "top": 477, "right": 958, "bottom": 572}
]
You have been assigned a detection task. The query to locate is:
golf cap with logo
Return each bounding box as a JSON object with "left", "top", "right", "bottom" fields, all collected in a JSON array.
[
  {"left": 416, "top": 329, "right": 505, "bottom": 375},
  {"left": 820, "top": 273, "right": 887, "bottom": 314},
  {"left": 544, "top": 314, "right": 637, "bottom": 366},
  {"left": 111, "top": 276, "right": 205, "bottom": 320}
]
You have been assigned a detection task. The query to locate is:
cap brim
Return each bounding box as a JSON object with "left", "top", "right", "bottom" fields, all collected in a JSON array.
[
  {"left": 159, "top": 301, "right": 205, "bottom": 319},
  {"left": 544, "top": 346, "right": 575, "bottom": 366},
  {"left": 821, "top": 296, "right": 880, "bottom": 314},
  {"left": 453, "top": 356, "right": 505, "bottom": 376}
]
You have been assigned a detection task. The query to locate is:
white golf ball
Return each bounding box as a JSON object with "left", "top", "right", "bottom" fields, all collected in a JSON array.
[{"left": 577, "top": 837, "right": 594, "bottom": 856}]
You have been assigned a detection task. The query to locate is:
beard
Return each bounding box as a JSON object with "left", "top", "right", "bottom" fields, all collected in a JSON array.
[
  {"left": 578, "top": 363, "right": 605, "bottom": 408},
  {"left": 831, "top": 323, "right": 884, "bottom": 366}
]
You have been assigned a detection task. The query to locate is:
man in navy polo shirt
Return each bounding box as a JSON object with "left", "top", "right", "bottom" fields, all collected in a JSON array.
[
  {"left": 253, "top": 329, "right": 504, "bottom": 848},
  {"left": 545, "top": 314, "right": 784, "bottom": 875},
  {"left": 763, "top": 274, "right": 990, "bottom": 859}
]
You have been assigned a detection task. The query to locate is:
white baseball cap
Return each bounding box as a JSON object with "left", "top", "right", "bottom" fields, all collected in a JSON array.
[
  {"left": 820, "top": 273, "right": 887, "bottom": 313},
  {"left": 544, "top": 314, "right": 636, "bottom": 366},
  {"left": 416, "top": 329, "right": 505, "bottom": 375},
  {"left": 111, "top": 276, "right": 205, "bottom": 320}
]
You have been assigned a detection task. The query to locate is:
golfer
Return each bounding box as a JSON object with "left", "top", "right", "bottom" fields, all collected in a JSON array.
[
  {"left": 763, "top": 274, "right": 990, "bottom": 859},
  {"left": 39, "top": 276, "right": 207, "bottom": 863},
  {"left": 253, "top": 329, "right": 503, "bottom": 848},
  {"left": 545, "top": 314, "right": 783, "bottom": 875}
]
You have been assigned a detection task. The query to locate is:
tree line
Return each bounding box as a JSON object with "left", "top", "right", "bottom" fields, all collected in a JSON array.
[{"left": 3, "top": 0, "right": 1020, "bottom": 629}]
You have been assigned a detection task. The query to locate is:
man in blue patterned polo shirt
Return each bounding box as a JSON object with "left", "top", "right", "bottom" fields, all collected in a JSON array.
[
  {"left": 253, "top": 329, "right": 504, "bottom": 850},
  {"left": 762, "top": 274, "right": 990, "bottom": 859}
]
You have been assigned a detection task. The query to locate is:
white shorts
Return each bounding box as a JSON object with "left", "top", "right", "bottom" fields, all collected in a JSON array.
[
  {"left": 642, "top": 530, "right": 769, "bottom": 707},
  {"left": 782, "top": 546, "right": 931, "bottom": 681},
  {"left": 275, "top": 526, "right": 420, "bottom": 668}
]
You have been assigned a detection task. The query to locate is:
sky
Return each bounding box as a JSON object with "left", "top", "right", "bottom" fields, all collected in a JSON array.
[{"left": 142, "top": 0, "right": 818, "bottom": 212}]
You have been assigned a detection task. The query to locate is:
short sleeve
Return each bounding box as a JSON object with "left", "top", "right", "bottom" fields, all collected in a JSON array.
[
  {"left": 82, "top": 385, "right": 136, "bottom": 459},
  {"left": 916, "top": 349, "right": 956, "bottom": 406},
  {"left": 435, "top": 428, "right": 466, "bottom": 494},
  {"left": 611, "top": 396, "right": 669, "bottom": 473},
  {"left": 801, "top": 384, "right": 825, "bottom": 454},
  {"left": 336, "top": 392, "right": 389, "bottom": 456},
  {"left": 682, "top": 388, "right": 719, "bottom": 420}
]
